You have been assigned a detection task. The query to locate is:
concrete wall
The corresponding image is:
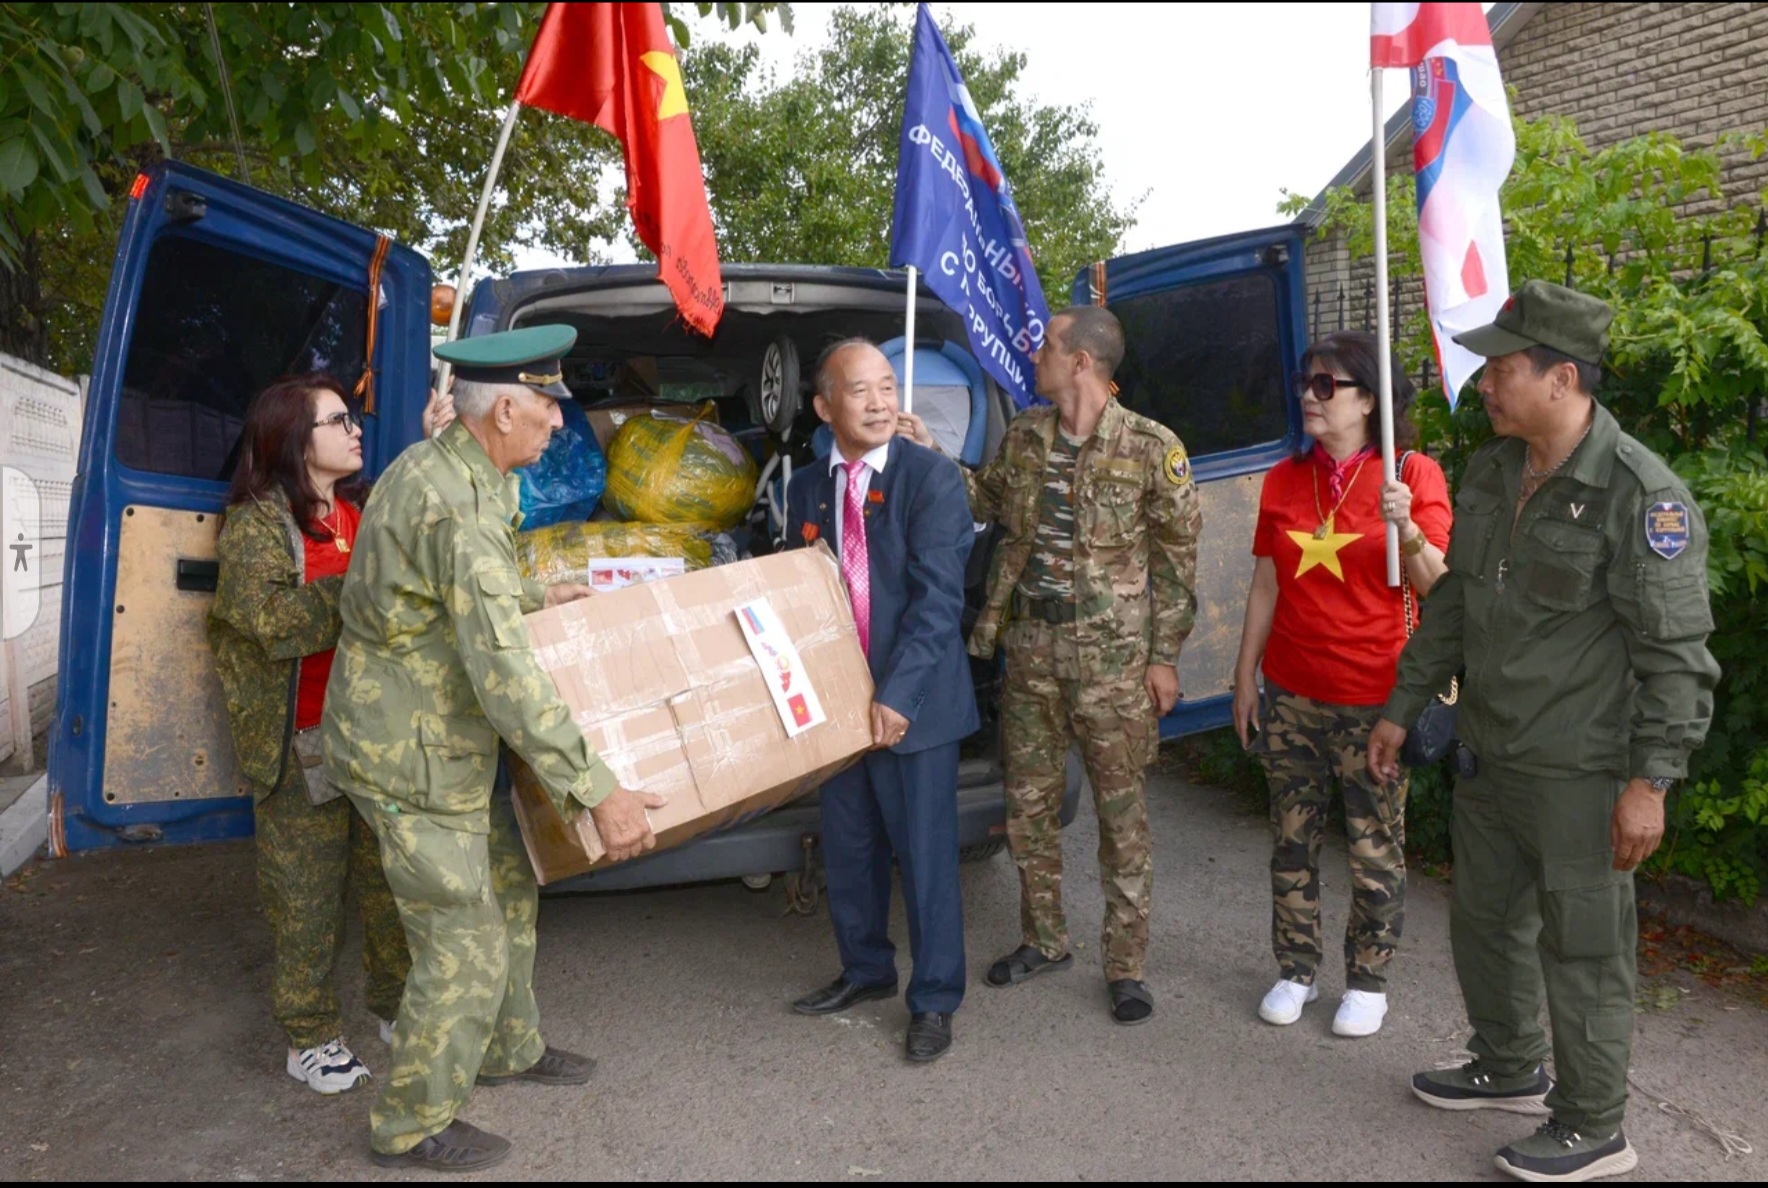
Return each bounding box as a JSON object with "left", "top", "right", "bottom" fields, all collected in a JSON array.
[{"left": 0, "top": 353, "right": 81, "bottom": 771}]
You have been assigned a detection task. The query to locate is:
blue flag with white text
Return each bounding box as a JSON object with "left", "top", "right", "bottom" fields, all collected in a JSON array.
[{"left": 889, "top": 4, "right": 1050, "bottom": 408}]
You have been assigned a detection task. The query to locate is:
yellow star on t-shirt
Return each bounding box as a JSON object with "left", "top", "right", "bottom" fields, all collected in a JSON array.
[{"left": 1287, "top": 528, "right": 1364, "bottom": 581}]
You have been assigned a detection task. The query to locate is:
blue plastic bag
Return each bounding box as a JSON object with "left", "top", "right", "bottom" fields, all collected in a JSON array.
[{"left": 515, "top": 400, "right": 608, "bottom": 530}]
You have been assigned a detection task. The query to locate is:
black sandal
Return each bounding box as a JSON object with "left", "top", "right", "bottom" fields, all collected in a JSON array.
[
  {"left": 985, "top": 944, "right": 1074, "bottom": 987},
  {"left": 1109, "top": 978, "right": 1154, "bottom": 1025}
]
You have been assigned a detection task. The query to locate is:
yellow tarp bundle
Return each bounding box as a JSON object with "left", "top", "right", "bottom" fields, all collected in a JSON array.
[
  {"left": 515, "top": 520, "right": 714, "bottom": 585},
  {"left": 602, "top": 405, "right": 757, "bottom": 531}
]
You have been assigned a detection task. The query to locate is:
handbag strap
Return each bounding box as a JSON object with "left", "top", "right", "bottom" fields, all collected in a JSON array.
[{"left": 1398, "top": 449, "right": 1417, "bottom": 636}]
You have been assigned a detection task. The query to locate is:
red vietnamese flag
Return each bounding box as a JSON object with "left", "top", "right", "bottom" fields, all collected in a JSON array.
[{"left": 516, "top": 2, "right": 725, "bottom": 336}]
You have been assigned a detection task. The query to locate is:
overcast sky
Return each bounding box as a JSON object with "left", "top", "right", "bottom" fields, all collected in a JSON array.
[{"left": 509, "top": 2, "right": 1446, "bottom": 271}]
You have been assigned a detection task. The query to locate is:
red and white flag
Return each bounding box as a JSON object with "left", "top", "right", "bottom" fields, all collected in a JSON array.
[{"left": 1372, "top": 3, "right": 1514, "bottom": 408}]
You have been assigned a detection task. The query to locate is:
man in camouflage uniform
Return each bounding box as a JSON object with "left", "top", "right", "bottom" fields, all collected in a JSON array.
[
  {"left": 323, "top": 324, "right": 664, "bottom": 1173},
  {"left": 909, "top": 305, "right": 1202, "bottom": 1024}
]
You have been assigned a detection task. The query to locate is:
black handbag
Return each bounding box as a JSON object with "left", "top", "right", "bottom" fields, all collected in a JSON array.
[{"left": 1399, "top": 577, "right": 1460, "bottom": 768}]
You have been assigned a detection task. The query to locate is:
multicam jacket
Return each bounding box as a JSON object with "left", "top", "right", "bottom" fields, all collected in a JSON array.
[
  {"left": 208, "top": 490, "right": 341, "bottom": 793},
  {"left": 965, "top": 398, "right": 1203, "bottom": 680},
  {"left": 321, "top": 422, "right": 618, "bottom": 834}
]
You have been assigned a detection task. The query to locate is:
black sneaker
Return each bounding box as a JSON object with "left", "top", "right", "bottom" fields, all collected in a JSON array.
[
  {"left": 1412, "top": 1059, "right": 1553, "bottom": 1114},
  {"left": 369, "top": 1119, "right": 512, "bottom": 1173},
  {"left": 1494, "top": 1118, "right": 1638, "bottom": 1182}
]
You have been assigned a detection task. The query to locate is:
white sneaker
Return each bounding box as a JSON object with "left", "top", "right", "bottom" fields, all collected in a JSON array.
[
  {"left": 1332, "top": 989, "right": 1388, "bottom": 1037},
  {"left": 377, "top": 1016, "right": 395, "bottom": 1045},
  {"left": 286, "top": 1038, "right": 372, "bottom": 1094},
  {"left": 1258, "top": 978, "right": 1319, "bottom": 1025}
]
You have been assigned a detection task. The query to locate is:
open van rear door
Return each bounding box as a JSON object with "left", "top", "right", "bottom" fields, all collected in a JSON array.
[
  {"left": 50, "top": 161, "right": 430, "bottom": 852},
  {"left": 1075, "top": 225, "right": 1307, "bottom": 739}
]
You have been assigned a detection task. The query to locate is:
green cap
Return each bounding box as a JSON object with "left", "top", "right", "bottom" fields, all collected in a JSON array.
[
  {"left": 433, "top": 323, "right": 576, "bottom": 398},
  {"left": 1452, "top": 279, "right": 1614, "bottom": 366}
]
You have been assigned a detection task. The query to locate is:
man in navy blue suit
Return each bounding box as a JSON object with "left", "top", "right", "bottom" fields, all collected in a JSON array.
[{"left": 785, "top": 338, "right": 979, "bottom": 1063}]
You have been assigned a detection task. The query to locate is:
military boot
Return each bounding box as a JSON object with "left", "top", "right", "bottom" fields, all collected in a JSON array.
[
  {"left": 1494, "top": 1118, "right": 1637, "bottom": 1182},
  {"left": 1412, "top": 1059, "right": 1552, "bottom": 1114}
]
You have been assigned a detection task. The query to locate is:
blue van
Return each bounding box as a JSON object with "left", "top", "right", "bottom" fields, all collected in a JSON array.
[{"left": 48, "top": 160, "right": 1305, "bottom": 891}]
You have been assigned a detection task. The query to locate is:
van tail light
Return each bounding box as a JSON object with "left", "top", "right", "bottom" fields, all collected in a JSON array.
[{"left": 129, "top": 173, "right": 150, "bottom": 201}]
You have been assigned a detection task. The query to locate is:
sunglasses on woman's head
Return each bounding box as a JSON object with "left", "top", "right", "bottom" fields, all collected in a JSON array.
[{"left": 1292, "top": 373, "right": 1364, "bottom": 402}]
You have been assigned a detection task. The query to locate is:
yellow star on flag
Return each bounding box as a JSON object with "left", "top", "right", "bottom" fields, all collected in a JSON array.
[
  {"left": 640, "top": 50, "right": 689, "bottom": 120},
  {"left": 1287, "top": 529, "right": 1364, "bottom": 581}
]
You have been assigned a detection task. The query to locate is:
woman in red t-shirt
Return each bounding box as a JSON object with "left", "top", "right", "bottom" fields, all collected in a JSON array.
[
  {"left": 1230, "top": 331, "right": 1452, "bottom": 1040},
  {"left": 209, "top": 375, "right": 412, "bottom": 1095}
]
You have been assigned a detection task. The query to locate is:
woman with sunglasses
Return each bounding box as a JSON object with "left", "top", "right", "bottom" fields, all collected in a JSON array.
[
  {"left": 209, "top": 375, "right": 422, "bottom": 1094},
  {"left": 1231, "top": 331, "right": 1451, "bottom": 1039}
]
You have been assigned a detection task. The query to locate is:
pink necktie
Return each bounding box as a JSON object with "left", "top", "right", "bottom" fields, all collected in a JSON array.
[{"left": 841, "top": 459, "right": 871, "bottom": 657}]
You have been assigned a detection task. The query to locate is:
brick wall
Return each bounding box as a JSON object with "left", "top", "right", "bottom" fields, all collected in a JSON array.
[{"left": 1303, "top": 2, "right": 1768, "bottom": 352}]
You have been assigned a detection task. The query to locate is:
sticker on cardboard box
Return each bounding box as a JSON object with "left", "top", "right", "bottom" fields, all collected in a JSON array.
[
  {"left": 586, "top": 556, "right": 686, "bottom": 592},
  {"left": 734, "top": 596, "right": 828, "bottom": 738}
]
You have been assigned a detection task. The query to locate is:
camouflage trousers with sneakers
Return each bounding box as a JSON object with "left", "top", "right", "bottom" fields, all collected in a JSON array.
[
  {"left": 251, "top": 762, "right": 410, "bottom": 1051},
  {"left": 1252, "top": 683, "right": 1408, "bottom": 992}
]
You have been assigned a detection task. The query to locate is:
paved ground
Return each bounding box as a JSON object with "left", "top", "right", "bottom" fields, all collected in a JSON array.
[{"left": 1, "top": 758, "right": 1763, "bottom": 1182}]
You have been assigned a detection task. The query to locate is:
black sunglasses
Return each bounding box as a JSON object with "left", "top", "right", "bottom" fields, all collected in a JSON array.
[
  {"left": 1292, "top": 372, "right": 1365, "bottom": 402},
  {"left": 313, "top": 409, "right": 362, "bottom": 433}
]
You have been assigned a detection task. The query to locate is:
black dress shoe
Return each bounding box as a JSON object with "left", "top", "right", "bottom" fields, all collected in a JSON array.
[
  {"left": 905, "top": 1012, "right": 953, "bottom": 1062},
  {"left": 791, "top": 977, "right": 899, "bottom": 1016},
  {"left": 369, "top": 1119, "right": 512, "bottom": 1172}
]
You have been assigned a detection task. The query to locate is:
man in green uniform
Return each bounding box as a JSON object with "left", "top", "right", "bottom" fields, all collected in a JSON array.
[
  {"left": 1369, "top": 281, "right": 1719, "bottom": 1183},
  {"left": 905, "top": 305, "right": 1202, "bottom": 1025},
  {"left": 323, "top": 324, "right": 665, "bottom": 1172}
]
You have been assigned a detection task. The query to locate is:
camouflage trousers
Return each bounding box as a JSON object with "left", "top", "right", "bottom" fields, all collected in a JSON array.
[
  {"left": 1001, "top": 619, "right": 1157, "bottom": 982},
  {"left": 1251, "top": 684, "right": 1408, "bottom": 992},
  {"left": 251, "top": 763, "right": 410, "bottom": 1051},
  {"left": 350, "top": 790, "right": 547, "bottom": 1156}
]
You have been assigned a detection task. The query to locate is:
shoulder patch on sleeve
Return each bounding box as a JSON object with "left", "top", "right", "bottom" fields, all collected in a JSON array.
[
  {"left": 1162, "top": 444, "right": 1191, "bottom": 486},
  {"left": 1644, "top": 500, "right": 1691, "bottom": 560}
]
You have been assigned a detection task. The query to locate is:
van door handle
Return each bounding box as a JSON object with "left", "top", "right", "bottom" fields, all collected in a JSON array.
[{"left": 176, "top": 558, "right": 219, "bottom": 593}]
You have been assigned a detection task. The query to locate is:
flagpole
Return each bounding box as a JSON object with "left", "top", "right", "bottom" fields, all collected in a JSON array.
[
  {"left": 433, "top": 99, "right": 524, "bottom": 416},
  {"left": 1371, "top": 68, "right": 1400, "bottom": 587},
  {"left": 902, "top": 265, "right": 918, "bottom": 414}
]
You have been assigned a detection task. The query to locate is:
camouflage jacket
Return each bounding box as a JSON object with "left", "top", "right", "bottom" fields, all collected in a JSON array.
[
  {"left": 965, "top": 399, "right": 1203, "bottom": 680},
  {"left": 321, "top": 422, "right": 618, "bottom": 834},
  {"left": 207, "top": 490, "right": 342, "bottom": 792}
]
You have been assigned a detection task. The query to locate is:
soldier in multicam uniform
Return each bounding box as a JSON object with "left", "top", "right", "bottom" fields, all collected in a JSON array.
[
  {"left": 323, "top": 325, "right": 665, "bottom": 1173},
  {"left": 903, "top": 304, "right": 1201, "bottom": 1025}
]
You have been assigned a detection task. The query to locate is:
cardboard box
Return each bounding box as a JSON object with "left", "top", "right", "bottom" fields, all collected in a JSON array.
[{"left": 509, "top": 545, "right": 874, "bottom": 882}]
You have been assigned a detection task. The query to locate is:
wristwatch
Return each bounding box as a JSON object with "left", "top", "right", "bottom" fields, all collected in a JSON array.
[
  {"left": 1399, "top": 530, "right": 1426, "bottom": 558},
  {"left": 1646, "top": 776, "right": 1675, "bottom": 795}
]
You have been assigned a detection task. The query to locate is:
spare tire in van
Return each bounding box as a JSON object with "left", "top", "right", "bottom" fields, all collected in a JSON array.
[{"left": 602, "top": 405, "right": 758, "bottom": 531}]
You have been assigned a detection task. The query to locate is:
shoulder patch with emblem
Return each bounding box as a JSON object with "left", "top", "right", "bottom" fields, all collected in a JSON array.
[
  {"left": 1162, "top": 444, "right": 1191, "bottom": 486},
  {"left": 1645, "top": 500, "right": 1690, "bottom": 560}
]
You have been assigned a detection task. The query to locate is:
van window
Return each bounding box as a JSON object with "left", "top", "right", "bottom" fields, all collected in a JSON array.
[
  {"left": 1108, "top": 273, "right": 1289, "bottom": 457},
  {"left": 116, "top": 236, "right": 368, "bottom": 481}
]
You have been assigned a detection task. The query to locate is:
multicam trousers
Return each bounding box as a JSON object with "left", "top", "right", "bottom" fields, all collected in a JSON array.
[
  {"left": 1001, "top": 619, "right": 1158, "bottom": 982},
  {"left": 1251, "top": 683, "right": 1408, "bottom": 992},
  {"left": 350, "top": 790, "right": 547, "bottom": 1156},
  {"left": 251, "top": 763, "right": 410, "bottom": 1051}
]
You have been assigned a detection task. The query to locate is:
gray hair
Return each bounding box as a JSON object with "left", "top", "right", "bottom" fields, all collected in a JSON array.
[
  {"left": 813, "top": 337, "right": 879, "bottom": 399},
  {"left": 450, "top": 377, "right": 517, "bottom": 419}
]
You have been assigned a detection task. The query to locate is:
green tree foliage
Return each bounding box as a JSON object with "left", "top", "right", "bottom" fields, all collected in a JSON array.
[
  {"left": 1292, "top": 110, "right": 1768, "bottom": 901},
  {"left": 0, "top": 2, "right": 787, "bottom": 371},
  {"left": 684, "top": 5, "right": 1137, "bottom": 305}
]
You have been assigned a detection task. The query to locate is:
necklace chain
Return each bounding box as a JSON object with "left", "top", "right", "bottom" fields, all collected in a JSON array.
[
  {"left": 1310, "top": 455, "right": 1370, "bottom": 540},
  {"left": 1525, "top": 417, "right": 1595, "bottom": 481}
]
